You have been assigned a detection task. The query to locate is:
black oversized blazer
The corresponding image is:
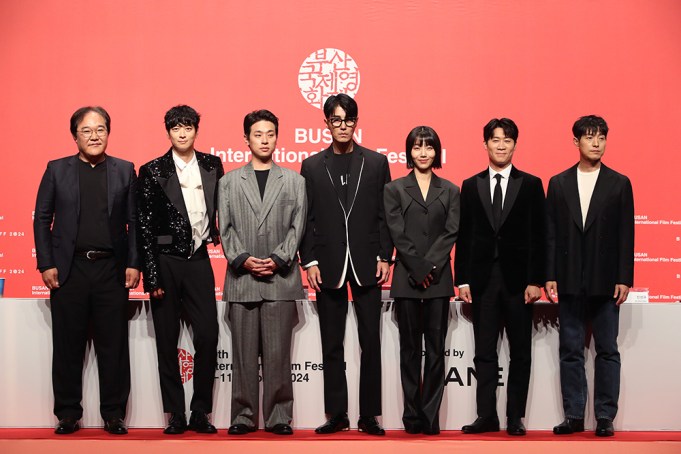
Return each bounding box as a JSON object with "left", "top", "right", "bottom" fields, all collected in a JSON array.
[
  {"left": 546, "top": 163, "right": 634, "bottom": 296},
  {"left": 454, "top": 166, "right": 546, "bottom": 295},
  {"left": 299, "top": 145, "right": 393, "bottom": 288},
  {"left": 384, "top": 171, "right": 460, "bottom": 299}
]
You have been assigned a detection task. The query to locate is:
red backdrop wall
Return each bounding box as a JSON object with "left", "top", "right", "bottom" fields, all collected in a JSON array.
[{"left": 1, "top": 0, "right": 680, "bottom": 301}]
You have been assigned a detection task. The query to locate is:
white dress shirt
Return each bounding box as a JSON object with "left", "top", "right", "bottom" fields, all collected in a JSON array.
[{"left": 173, "top": 152, "right": 209, "bottom": 254}]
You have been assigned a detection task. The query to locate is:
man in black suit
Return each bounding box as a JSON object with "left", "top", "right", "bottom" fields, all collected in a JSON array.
[
  {"left": 547, "top": 115, "right": 634, "bottom": 438},
  {"left": 300, "top": 94, "right": 393, "bottom": 436},
  {"left": 455, "top": 118, "right": 545, "bottom": 436},
  {"left": 137, "top": 105, "right": 223, "bottom": 435},
  {"left": 34, "top": 106, "right": 140, "bottom": 435}
]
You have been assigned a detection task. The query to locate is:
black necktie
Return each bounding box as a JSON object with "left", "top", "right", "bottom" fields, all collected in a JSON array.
[{"left": 493, "top": 173, "right": 503, "bottom": 229}]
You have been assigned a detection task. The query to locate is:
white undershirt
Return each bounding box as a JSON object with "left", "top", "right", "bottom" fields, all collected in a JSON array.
[
  {"left": 577, "top": 167, "right": 600, "bottom": 228},
  {"left": 173, "top": 152, "right": 209, "bottom": 253}
]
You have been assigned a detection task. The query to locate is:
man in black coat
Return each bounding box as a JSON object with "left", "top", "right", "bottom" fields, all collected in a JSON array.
[
  {"left": 300, "top": 94, "right": 393, "bottom": 436},
  {"left": 547, "top": 115, "right": 634, "bottom": 437},
  {"left": 455, "top": 118, "right": 546, "bottom": 436},
  {"left": 137, "top": 105, "right": 223, "bottom": 435},
  {"left": 34, "top": 106, "right": 139, "bottom": 435}
]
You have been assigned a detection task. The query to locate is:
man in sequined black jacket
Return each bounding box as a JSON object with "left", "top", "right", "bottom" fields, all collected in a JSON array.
[{"left": 137, "top": 105, "right": 224, "bottom": 435}]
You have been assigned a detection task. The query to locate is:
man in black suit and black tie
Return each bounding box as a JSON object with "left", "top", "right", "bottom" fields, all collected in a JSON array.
[
  {"left": 455, "top": 118, "right": 546, "bottom": 436},
  {"left": 300, "top": 94, "right": 393, "bottom": 436},
  {"left": 137, "top": 105, "right": 223, "bottom": 435},
  {"left": 34, "top": 106, "right": 140, "bottom": 435},
  {"left": 547, "top": 115, "right": 634, "bottom": 437}
]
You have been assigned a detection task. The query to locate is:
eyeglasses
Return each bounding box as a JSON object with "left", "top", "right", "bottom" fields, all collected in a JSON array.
[
  {"left": 78, "top": 127, "right": 108, "bottom": 138},
  {"left": 328, "top": 117, "right": 357, "bottom": 128}
]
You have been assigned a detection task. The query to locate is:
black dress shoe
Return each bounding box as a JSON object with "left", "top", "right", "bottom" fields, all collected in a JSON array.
[
  {"left": 357, "top": 416, "right": 385, "bottom": 436},
  {"left": 55, "top": 416, "right": 80, "bottom": 435},
  {"left": 553, "top": 418, "right": 585, "bottom": 435},
  {"left": 422, "top": 427, "right": 440, "bottom": 436},
  {"left": 188, "top": 411, "right": 217, "bottom": 434},
  {"left": 315, "top": 414, "right": 350, "bottom": 434},
  {"left": 164, "top": 413, "right": 188, "bottom": 435},
  {"left": 462, "top": 416, "right": 500, "bottom": 434},
  {"left": 104, "top": 418, "right": 128, "bottom": 435},
  {"left": 266, "top": 423, "right": 294, "bottom": 435},
  {"left": 404, "top": 425, "right": 422, "bottom": 434},
  {"left": 595, "top": 418, "right": 614, "bottom": 437},
  {"left": 506, "top": 418, "right": 526, "bottom": 436},
  {"left": 228, "top": 424, "right": 257, "bottom": 435}
]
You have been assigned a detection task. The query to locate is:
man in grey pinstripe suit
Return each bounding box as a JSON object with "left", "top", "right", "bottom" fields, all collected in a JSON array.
[{"left": 219, "top": 110, "right": 307, "bottom": 436}]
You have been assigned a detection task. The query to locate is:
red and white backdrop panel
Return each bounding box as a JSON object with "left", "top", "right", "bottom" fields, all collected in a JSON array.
[{"left": 1, "top": 0, "right": 681, "bottom": 300}]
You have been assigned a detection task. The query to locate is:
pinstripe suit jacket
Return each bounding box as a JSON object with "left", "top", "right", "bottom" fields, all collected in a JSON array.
[{"left": 218, "top": 161, "right": 307, "bottom": 302}]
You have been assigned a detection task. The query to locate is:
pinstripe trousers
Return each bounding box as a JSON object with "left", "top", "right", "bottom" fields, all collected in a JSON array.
[{"left": 229, "top": 300, "right": 297, "bottom": 428}]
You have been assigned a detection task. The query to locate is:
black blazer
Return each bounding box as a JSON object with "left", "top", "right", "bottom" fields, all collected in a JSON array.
[
  {"left": 299, "top": 145, "right": 393, "bottom": 288},
  {"left": 454, "top": 166, "right": 546, "bottom": 295},
  {"left": 137, "top": 149, "right": 223, "bottom": 292},
  {"left": 384, "top": 172, "right": 460, "bottom": 299},
  {"left": 33, "top": 154, "right": 139, "bottom": 285},
  {"left": 546, "top": 163, "right": 634, "bottom": 296}
]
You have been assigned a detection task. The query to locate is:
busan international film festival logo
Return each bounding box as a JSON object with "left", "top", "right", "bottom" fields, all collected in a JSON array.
[
  {"left": 178, "top": 348, "right": 194, "bottom": 384},
  {"left": 298, "top": 48, "right": 360, "bottom": 109}
]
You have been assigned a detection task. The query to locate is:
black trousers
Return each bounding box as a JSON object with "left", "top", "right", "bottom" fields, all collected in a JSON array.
[
  {"left": 472, "top": 262, "right": 533, "bottom": 419},
  {"left": 316, "top": 277, "right": 382, "bottom": 417},
  {"left": 151, "top": 249, "right": 218, "bottom": 414},
  {"left": 395, "top": 297, "right": 449, "bottom": 433},
  {"left": 50, "top": 256, "right": 130, "bottom": 420}
]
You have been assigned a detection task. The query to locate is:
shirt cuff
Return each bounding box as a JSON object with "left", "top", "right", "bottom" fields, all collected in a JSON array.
[
  {"left": 303, "top": 260, "right": 318, "bottom": 269},
  {"left": 458, "top": 284, "right": 470, "bottom": 289},
  {"left": 270, "top": 253, "right": 288, "bottom": 271},
  {"left": 231, "top": 253, "right": 251, "bottom": 271}
]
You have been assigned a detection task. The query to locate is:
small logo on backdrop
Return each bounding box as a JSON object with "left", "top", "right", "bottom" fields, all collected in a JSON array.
[
  {"left": 178, "top": 348, "right": 194, "bottom": 384},
  {"left": 298, "top": 48, "right": 360, "bottom": 109}
]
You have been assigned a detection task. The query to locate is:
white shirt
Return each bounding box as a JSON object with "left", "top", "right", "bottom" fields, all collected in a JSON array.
[
  {"left": 172, "top": 152, "right": 209, "bottom": 254},
  {"left": 577, "top": 167, "right": 600, "bottom": 228},
  {"left": 489, "top": 164, "right": 512, "bottom": 207}
]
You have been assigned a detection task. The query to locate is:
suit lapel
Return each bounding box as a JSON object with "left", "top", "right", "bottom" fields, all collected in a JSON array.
[
  {"left": 561, "top": 165, "right": 583, "bottom": 231},
  {"left": 198, "top": 157, "right": 217, "bottom": 219},
  {"left": 157, "top": 151, "right": 189, "bottom": 222},
  {"left": 476, "top": 171, "right": 495, "bottom": 229},
  {"left": 106, "top": 156, "right": 116, "bottom": 216},
  {"left": 259, "top": 163, "right": 284, "bottom": 228},
  {"left": 404, "top": 171, "right": 426, "bottom": 207},
  {"left": 68, "top": 155, "right": 81, "bottom": 218},
  {"left": 584, "top": 164, "right": 614, "bottom": 232},
  {"left": 240, "top": 162, "right": 262, "bottom": 220},
  {"left": 500, "top": 166, "right": 523, "bottom": 227},
  {"left": 425, "top": 173, "right": 444, "bottom": 206}
]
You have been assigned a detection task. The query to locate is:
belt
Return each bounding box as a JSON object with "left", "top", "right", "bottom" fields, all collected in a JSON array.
[{"left": 75, "top": 250, "right": 114, "bottom": 260}]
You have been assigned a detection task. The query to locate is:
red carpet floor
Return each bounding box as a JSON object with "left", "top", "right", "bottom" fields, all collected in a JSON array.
[{"left": 2, "top": 429, "right": 680, "bottom": 454}]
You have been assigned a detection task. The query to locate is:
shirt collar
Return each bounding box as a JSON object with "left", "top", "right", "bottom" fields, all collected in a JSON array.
[
  {"left": 488, "top": 163, "right": 512, "bottom": 179},
  {"left": 172, "top": 151, "right": 197, "bottom": 171}
]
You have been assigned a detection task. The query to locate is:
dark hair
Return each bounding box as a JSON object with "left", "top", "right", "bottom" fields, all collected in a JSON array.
[
  {"left": 483, "top": 118, "right": 518, "bottom": 142},
  {"left": 323, "top": 93, "right": 358, "bottom": 119},
  {"left": 243, "top": 109, "right": 279, "bottom": 136},
  {"left": 405, "top": 126, "right": 442, "bottom": 169},
  {"left": 70, "top": 106, "right": 111, "bottom": 138},
  {"left": 164, "top": 105, "right": 200, "bottom": 132},
  {"left": 572, "top": 115, "right": 608, "bottom": 139}
]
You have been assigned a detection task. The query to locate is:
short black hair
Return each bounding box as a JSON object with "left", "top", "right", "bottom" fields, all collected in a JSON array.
[
  {"left": 70, "top": 106, "right": 110, "bottom": 138},
  {"left": 405, "top": 126, "right": 442, "bottom": 169},
  {"left": 164, "top": 105, "right": 200, "bottom": 132},
  {"left": 572, "top": 115, "right": 608, "bottom": 139},
  {"left": 323, "top": 93, "right": 358, "bottom": 119},
  {"left": 243, "top": 109, "right": 279, "bottom": 136},
  {"left": 483, "top": 118, "right": 518, "bottom": 142}
]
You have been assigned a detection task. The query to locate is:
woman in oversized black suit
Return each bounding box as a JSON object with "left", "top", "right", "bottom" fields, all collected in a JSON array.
[{"left": 384, "top": 126, "right": 460, "bottom": 435}]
